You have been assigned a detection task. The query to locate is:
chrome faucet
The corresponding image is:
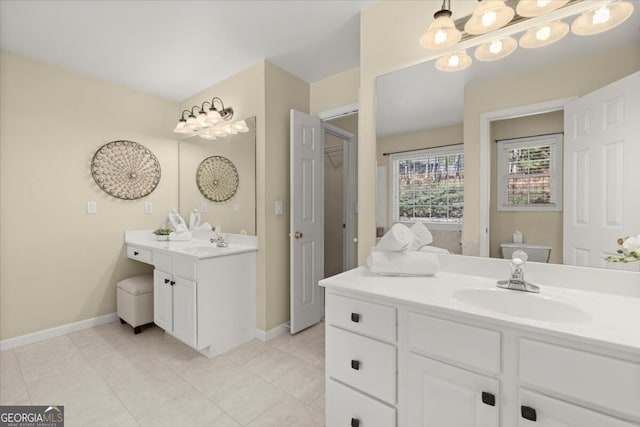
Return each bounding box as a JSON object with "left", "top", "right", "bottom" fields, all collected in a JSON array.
[
  {"left": 210, "top": 232, "right": 228, "bottom": 248},
  {"left": 497, "top": 250, "right": 540, "bottom": 293}
]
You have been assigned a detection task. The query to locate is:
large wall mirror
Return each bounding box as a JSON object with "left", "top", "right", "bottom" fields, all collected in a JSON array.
[
  {"left": 376, "top": 9, "right": 640, "bottom": 269},
  {"left": 178, "top": 116, "right": 256, "bottom": 235}
]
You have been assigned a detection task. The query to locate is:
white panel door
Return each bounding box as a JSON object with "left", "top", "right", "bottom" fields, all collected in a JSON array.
[
  {"left": 153, "top": 270, "right": 173, "bottom": 332},
  {"left": 564, "top": 71, "right": 640, "bottom": 269},
  {"left": 290, "top": 109, "right": 324, "bottom": 334},
  {"left": 171, "top": 277, "right": 197, "bottom": 347},
  {"left": 407, "top": 353, "right": 499, "bottom": 427}
]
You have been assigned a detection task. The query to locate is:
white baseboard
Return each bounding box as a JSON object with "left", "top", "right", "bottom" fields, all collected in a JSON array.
[
  {"left": 0, "top": 312, "right": 119, "bottom": 351},
  {"left": 255, "top": 322, "right": 289, "bottom": 342}
]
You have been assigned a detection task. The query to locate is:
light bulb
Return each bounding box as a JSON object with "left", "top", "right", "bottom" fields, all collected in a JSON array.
[
  {"left": 536, "top": 26, "right": 551, "bottom": 40},
  {"left": 592, "top": 6, "right": 611, "bottom": 25},
  {"left": 434, "top": 30, "right": 448, "bottom": 45},
  {"left": 448, "top": 55, "right": 460, "bottom": 67},
  {"left": 489, "top": 39, "right": 503, "bottom": 54},
  {"left": 537, "top": 0, "right": 550, "bottom": 7},
  {"left": 482, "top": 10, "right": 497, "bottom": 27}
]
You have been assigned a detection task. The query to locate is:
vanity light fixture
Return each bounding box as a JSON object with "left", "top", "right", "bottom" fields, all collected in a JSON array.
[
  {"left": 464, "top": 0, "right": 515, "bottom": 35},
  {"left": 571, "top": 1, "right": 634, "bottom": 35},
  {"left": 516, "top": 0, "right": 570, "bottom": 17},
  {"left": 425, "top": 0, "right": 635, "bottom": 72},
  {"left": 475, "top": 36, "right": 517, "bottom": 60},
  {"left": 435, "top": 50, "right": 473, "bottom": 71},
  {"left": 174, "top": 97, "right": 248, "bottom": 140},
  {"left": 419, "top": 0, "right": 462, "bottom": 49},
  {"left": 519, "top": 20, "right": 569, "bottom": 48}
]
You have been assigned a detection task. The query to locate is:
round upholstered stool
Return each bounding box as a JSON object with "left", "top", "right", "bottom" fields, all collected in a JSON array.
[{"left": 117, "top": 274, "right": 153, "bottom": 334}]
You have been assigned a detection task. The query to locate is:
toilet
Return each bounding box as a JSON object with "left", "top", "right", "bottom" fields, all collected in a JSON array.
[{"left": 501, "top": 243, "right": 551, "bottom": 263}]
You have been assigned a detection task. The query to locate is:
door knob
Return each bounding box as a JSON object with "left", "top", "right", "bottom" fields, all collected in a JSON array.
[{"left": 294, "top": 231, "right": 303, "bottom": 239}]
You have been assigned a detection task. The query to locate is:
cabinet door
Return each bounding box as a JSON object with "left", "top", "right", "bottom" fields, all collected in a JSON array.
[
  {"left": 519, "top": 390, "right": 639, "bottom": 427},
  {"left": 171, "top": 277, "right": 197, "bottom": 347},
  {"left": 153, "top": 270, "right": 173, "bottom": 332},
  {"left": 407, "top": 353, "right": 499, "bottom": 427}
]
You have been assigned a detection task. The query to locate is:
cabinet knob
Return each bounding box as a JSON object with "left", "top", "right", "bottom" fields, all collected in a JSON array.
[
  {"left": 351, "top": 313, "right": 360, "bottom": 323},
  {"left": 351, "top": 360, "right": 360, "bottom": 370},
  {"left": 170, "top": 281, "right": 175, "bottom": 286},
  {"left": 351, "top": 418, "right": 360, "bottom": 427},
  {"left": 133, "top": 251, "right": 139, "bottom": 256},
  {"left": 481, "top": 392, "right": 495, "bottom": 407},
  {"left": 521, "top": 405, "right": 537, "bottom": 422}
]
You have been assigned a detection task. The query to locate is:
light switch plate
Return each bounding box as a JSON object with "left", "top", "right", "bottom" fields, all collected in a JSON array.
[
  {"left": 234, "top": 204, "right": 240, "bottom": 212},
  {"left": 87, "top": 201, "right": 97, "bottom": 214},
  {"left": 201, "top": 203, "right": 208, "bottom": 213},
  {"left": 275, "top": 200, "right": 283, "bottom": 215},
  {"left": 144, "top": 202, "right": 153, "bottom": 214}
]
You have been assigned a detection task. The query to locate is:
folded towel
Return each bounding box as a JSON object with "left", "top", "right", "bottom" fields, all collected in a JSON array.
[
  {"left": 366, "top": 251, "right": 439, "bottom": 276},
  {"left": 196, "top": 222, "right": 213, "bottom": 231},
  {"left": 169, "top": 231, "right": 193, "bottom": 241},
  {"left": 374, "top": 223, "right": 413, "bottom": 252},
  {"left": 418, "top": 245, "right": 450, "bottom": 254},
  {"left": 409, "top": 222, "right": 433, "bottom": 250}
]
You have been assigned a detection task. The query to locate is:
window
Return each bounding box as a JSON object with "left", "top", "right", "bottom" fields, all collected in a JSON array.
[
  {"left": 497, "top": 133, "right": 563, "bottom": 211},
  {"left": 390, "top": 145, "right": 464, "bottom": 227}
]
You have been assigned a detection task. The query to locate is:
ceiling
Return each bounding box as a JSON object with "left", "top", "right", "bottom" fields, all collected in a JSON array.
[
  {"left": 377, "top": 5, "right": 640, "bottom": 137},
  {"left": 0, "top": 0, "right": 375, "bottom": 102}
]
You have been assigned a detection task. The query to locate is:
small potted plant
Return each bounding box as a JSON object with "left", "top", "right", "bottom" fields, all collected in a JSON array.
[{"left": 153, "top": 228, "right": 172, "bottom": 241}]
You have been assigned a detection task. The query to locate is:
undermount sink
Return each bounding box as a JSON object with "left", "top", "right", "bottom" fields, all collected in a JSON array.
[
  {"left": 453, "top": 288, "right": 592, "bottom": 323},
  {"left": 177, "top": 245, "right": 228, "bottom": 256}
]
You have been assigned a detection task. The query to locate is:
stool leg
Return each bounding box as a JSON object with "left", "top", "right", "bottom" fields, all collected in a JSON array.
[
  {"left": 134, "top": 326, "right": 142, "bottom": 334},
  {"left": 119, "top": 318, "right": 126, "bottom": 325}
]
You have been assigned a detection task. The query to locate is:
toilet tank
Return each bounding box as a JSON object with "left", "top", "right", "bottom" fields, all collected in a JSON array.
[{"left": 501, "top": 243, "right": 552, "bottom": 263}]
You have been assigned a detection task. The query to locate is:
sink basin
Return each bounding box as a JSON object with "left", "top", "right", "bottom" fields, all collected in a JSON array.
[
  {"left": 453, "top": 288, "right": 591, "bottom": 323},
  {"left": 177, "top": 245, "right": 228, "bottom": 257}
]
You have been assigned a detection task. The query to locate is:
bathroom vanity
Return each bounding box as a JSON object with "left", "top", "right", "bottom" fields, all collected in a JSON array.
[
  {"left": 125, "top": 230, "right": 257, "bottom": 358},
  {"left": 321, "top": 255, "right": 640, "bottom": 427}
]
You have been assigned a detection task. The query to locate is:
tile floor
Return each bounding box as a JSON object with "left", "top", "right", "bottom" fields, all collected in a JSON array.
[{"left": 0, "top": 321, "right": 326, "bottom": 427}]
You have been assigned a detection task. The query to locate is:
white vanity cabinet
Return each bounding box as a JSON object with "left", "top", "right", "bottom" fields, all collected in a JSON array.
[
  {"left": 125, "top": 234, "right": 257, "bottom": 358},
  {"left": 322, "top": 268, "right": 640, "bottom": 427}
]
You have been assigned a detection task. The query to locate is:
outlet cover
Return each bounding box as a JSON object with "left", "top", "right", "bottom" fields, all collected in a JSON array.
[
  {"left": 144, "top": 202, "right": 153, "bottom": 214},
  {"left": 87, "top": 201, "right": 97, "bottom": 214},
  {"left": 201, "top": 203, "right": 208, "bottom": 213}
]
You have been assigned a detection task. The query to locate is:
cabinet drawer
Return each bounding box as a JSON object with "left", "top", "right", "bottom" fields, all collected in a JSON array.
[
  {"left": 154, "top": 252, "right": 172, "bottom": 274},
  {"left": 519, "top": 389, "right": 638, "bottom": 427},
  {"left": 408, "top": 312, "right": 501, "bottom": 375},
  {"left": 327, "top": 326, "right": 396, "bottom": 404},
  {"left": 127, "top": 245, "right": 152, "bottom": 264},
  {"left": 520, "top": 339, "right": 640, "bottom": 420},
  {"left": 327, "top": 379, "right": 396, "bottom": 427},
  {"left": 326, "top": 293, "right": 396, "bottom": 342},
  {"left": 174, "top": 257, "right": 197, "bottom": 281}
]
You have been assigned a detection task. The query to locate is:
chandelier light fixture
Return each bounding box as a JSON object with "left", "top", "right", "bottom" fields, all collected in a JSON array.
[
  {"left": 420, "top": 0, "right": 635, "bottom": 72},
  {"left": 173, "top": 97, "right": 249, "bottom": 140}
]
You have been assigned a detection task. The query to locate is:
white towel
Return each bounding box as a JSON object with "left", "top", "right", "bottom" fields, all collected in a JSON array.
[
  {"left": 196, "top": 222, "right": 213, "bottom": 231},
  {"left": 374, "top": 223, "right": 413, "bottom": 252},
  {"left": 418, "top": 245, "right": 450, "bottom": 254},
  {"left": 169, "top": 231, "right": 193, "bottom": 241},
  {"left": 366, "top": 251, "right": 439, "bottom": 276},
  {"left": 409, "top": 222, "right": 433, "bottom": 250}
]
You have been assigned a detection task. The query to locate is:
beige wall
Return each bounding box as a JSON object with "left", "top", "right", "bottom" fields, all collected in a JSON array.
[
  {"left": 310, "top": 67, "right": 359, "bottom": 115},
  {"left": 264, "top": 62, "right": 310, "bottom": 330},
  {"left": 0, "top": 51, "right": 179, "bottom": 340},
  {"left": 490, "top": 112, "right": 564, "bottom": 263}
]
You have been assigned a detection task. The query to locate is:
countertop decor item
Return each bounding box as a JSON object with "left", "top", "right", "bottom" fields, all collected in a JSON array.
[
  {"left": 91, "top": 140, "right": 161, "bottom": 200},
  {"left": 196, "top": 155, "right": 239, "bottom": 202}
]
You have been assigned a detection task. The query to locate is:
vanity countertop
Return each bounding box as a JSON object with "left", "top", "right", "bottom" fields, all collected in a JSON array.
[
  {"left": 125, "top": 230, "right": 257, "bottom": 260},
  {"left": 320, "top": 256, "right": 640, "bottom": 355}
]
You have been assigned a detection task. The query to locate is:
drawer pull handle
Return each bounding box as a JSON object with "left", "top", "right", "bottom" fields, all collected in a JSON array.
[
  {"left": 133, "top": 251, "right": 139, "bottom": 256},
  {"left": 350, "top": 313, "right": 360, "bottom": 323},
  {"left": 351, "top": 360, "right": 360, "bottom": 370},
  {"left": 164, "top": 279, "right": 170, "bottom": 284},
  {"left": 170, "top": 281, "right": 175, "bottom": 286},
  {"left": 481, "top": 392, "right": 495, "bottom": 407},
  {"left": 351, "top": 418, "right": 360, "bottom": 427},
  {"left": 521, "top": 405, "right": 537, "bottom": 422}
]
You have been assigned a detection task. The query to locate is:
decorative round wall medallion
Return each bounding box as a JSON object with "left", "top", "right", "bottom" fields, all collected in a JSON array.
[
  {"left": 196, "top": 155, "right": 239, "bottom": 202},
  {"left": 91, "top": 140, "right": 161, "bottom": 200}
]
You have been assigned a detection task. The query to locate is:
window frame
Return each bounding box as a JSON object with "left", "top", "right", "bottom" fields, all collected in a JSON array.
[
  {"left": 389, "top": 144, "right": 464, "bottom": 230},
  {"left": 496, "top": 133, "right": 563, "bottom": 212}
]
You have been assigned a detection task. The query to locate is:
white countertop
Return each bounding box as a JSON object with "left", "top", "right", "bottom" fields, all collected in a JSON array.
[
  {"left": 125, "top": 230, "right": 257, "bottom": 260},
  {"left": 320, "top": 262, "right": 640, "bottom": 355}
]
